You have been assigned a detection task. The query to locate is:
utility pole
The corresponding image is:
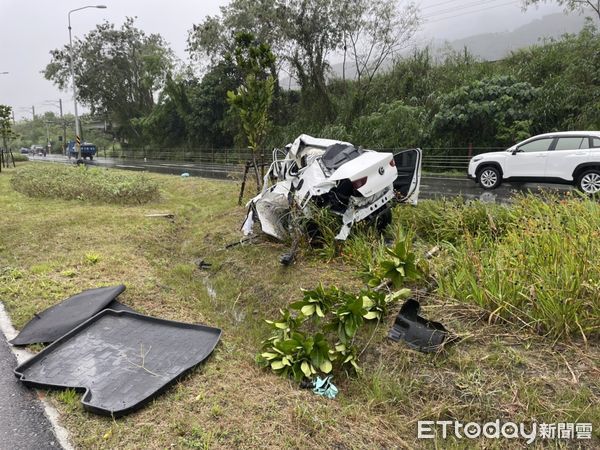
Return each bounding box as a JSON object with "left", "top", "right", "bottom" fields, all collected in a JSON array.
[
  {"left": 68, "top": 5, "right": 107, "bottom": 160},
  {"left": 11, "top": 110, "right": 15, "bottom": 124},
  {"left": 59, "top": 98, "right": 66, "bottom": 155},
  {"left": 32, "top": 105, "right": 36, "bottom": 120}
]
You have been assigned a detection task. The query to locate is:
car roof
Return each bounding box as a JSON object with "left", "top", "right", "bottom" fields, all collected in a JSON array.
[{"left": 531, "top": 131, "right": 600, "bottom": 139}]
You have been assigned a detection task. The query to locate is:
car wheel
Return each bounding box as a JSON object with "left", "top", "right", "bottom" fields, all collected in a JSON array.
[
  {"left": 578, "top": 170, "right": 600, "bottom": 195},
  {"left": 477, "top": 166, "right": 501, "bottom": 190}
]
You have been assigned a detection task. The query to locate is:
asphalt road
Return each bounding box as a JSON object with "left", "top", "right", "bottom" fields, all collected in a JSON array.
[
  {"left": 0, "top": 335, "right": 61, "bottom": 450},
  {"left": 28, "top": 154, "right": 573, "bottom": 202}
]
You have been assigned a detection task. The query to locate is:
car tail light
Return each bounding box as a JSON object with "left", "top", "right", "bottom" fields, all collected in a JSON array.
[
  {"left": 389, "top": 158, "right": 396, "bottom": 167},
  {"left": 352, "top": 176, "right": 368, "bottom": 190}
]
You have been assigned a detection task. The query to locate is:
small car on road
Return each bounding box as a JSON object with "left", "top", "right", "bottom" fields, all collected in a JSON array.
[{"left": 468, "top": 131, "right": 600, "bottom": 193}]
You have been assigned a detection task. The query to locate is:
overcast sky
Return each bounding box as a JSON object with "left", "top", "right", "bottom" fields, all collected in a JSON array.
[{"left": 0, "top": 0, "right": 570, "bottom": 119}]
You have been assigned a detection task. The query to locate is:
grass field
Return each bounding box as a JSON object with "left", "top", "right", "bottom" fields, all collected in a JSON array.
[{"left": 0, "top": 163, "right": 598, "bottom": 449}]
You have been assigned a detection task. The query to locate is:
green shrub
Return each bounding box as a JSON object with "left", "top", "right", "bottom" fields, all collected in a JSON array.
[
  {"left": 259, "top": 287, "right": 411, "bottom": 381},
  {"left": 11, "top": 153, "right": 29, "bottom": 162},
  {"left": 10, "top": 164, "right": 159, "bottom": 204}
]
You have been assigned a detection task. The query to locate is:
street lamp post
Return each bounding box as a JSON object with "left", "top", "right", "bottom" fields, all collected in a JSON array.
[{"left": 68, "top": 5, "right": 106, "bottom": 160}]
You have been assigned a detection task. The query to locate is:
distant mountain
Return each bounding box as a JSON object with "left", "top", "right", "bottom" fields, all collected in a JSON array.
[
  {"left": 432, "top": 12, "right": 590, "bottom": 61},
  {"left": 280, "top": 13, "right": 591, "bottom": 88}
]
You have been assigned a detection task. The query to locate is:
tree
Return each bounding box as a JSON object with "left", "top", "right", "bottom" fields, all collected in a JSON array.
[
  {"left": 44, "top": 17, "right": 174, "bottom": 143},
  {"left": 522, "top": 1, "right": 600, "bottom": 21},
  {"left": 277, "top": 0, "right": 348, "bottom": 119},
  {"left": 227, "top": 32, "right": 276, "bottom": 198},
  {"left": 343, "top": 0, "right": 419, "bottom": 106},
  {"left": 188, "top": 0, "right": 285, "bottom": 66},
  {"left": 352, "top": 101, "right": 424, "bottom": 148},
  {"left": 506, "top": 23, "right": 600, "bottom": 131},
  {"left": 135, "top": 62, "right": 242, "bottom": 148},
  {"left": 0, "top": 105, "right": 15, "bottom": 150},
  {"left": 432, "top": 76, "right": 538, "bottom": 147}
]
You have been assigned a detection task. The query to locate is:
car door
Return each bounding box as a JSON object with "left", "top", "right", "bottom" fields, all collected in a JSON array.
[
  {"left": 588, "top": 136, "right": 600, "bottom": 162},
  {"left": 503, "top": 137, "right": 554, "bottom": 178},
  {"left": 545, "top": 136, "right": 590, "bottom": 180},
  {"left": 393, "top": 148, "right": 422, "bottom": 204}
]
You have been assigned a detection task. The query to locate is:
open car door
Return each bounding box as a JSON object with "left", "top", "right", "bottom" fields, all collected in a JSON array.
[{"left": 393, "top": 148, "right": 422, "bottom": 204}]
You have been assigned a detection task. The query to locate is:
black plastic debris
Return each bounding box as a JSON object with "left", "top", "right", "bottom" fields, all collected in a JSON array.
[
  {"left": 388, "top": 299, "right": 450, "bottom": 352},
  {"left": 10, "top": 285, "right": 128, "bottom": 346},
  {"left": 15, "top": 309, "right": 221, "bottom": 416},
  {"left": 194, "top": 258, "right": 212, "bottom": 270},
  {"left": 279, "top": 252, "right": 294, "bottom": 266}
]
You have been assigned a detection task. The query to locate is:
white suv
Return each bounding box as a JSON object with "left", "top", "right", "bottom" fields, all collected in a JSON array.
[{"left": 468, "top": 131, "right": 600, "bottom": 194}]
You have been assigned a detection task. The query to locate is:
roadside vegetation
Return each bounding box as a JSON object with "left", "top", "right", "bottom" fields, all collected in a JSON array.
[
  {"left": 394, "top": 195, "right": 600, "bottom": 339},
  {"left": 10, "top": 164, "right": 159, "bottom": 205},
  {"left": 18, "top": 3, "right": 595, "bottom": 158},
  {"left": 0, "top": 165, "right": 597, "bottom": 448}
]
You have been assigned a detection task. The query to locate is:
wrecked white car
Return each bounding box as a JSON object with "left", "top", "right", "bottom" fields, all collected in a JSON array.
[{"left": 242, "top": 134, "right": 422, "bottom": 241}]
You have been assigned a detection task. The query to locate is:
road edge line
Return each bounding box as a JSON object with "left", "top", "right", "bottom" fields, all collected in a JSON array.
[{"left": 0, "top": 302, "right": 74, "bottom": 450}]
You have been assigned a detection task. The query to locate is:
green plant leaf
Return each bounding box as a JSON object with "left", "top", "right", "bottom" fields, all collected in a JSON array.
[
  {"left": 301, "top": 361, "right": 311, "bottom": 378},
  {"left": 363, "top": 311, "right": 379, "bottom": 320},
  {"left": 270, "top": 360, "right": 284, "bottom": 370},
  {"left": 320, "top": 359, "right": 332, "bottom": 374},
  {"left": 361, "top": 295, "right": 374, "bottom": 309},
  {"left": 301, "top": 304, "right": 316, "bottom": 316}
]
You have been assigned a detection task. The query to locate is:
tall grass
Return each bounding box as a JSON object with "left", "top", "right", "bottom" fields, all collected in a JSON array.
[
  {"left": 11, "top": 164, "right": 160, "bottom": 205},
  {"left": 402, "top": 195, "right": 599, "bottom": 339},
  {"left": 392, "top": 197, "right": 514, "bottom": 244}
]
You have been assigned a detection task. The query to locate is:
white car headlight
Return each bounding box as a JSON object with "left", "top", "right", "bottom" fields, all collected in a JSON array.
[{"left": 471, "top": 157, "right": 483, "bottom": 163}]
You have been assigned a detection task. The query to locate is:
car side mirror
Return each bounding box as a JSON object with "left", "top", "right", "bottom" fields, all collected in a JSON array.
[{"left": 511, "top": 149, "right": 520, "bottom": 155}]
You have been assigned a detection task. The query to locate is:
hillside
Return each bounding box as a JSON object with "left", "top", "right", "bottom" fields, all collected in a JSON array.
[{"left": 438, "top": 12, "right": 590, "bottom": 60}]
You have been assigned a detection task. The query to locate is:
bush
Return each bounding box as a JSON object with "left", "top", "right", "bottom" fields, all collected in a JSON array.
[
  {"left": 11, "top": 164, "right": 160, "bottom": 204},
  {"left": 11, "top": 153, "right": 29, "bottom": 162},
  {"left": 352, "top": 101, "right": 424, "bottom": 149}
]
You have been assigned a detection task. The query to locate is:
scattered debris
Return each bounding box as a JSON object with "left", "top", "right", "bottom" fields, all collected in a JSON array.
[
  {"left": 279, "top": 252, "right": 295, "bottom": 266},
  {"left": 313, "top": 376, "right": 338, "bottom": 399},
  {"left": 181, "top": 172, "right": 190, "bottom": 177},
  {"left": 242, "top": 134, "right": 422, "bottom": 242},
  {"left": 224, "top": 236, "right": 257, "bottom": 249},
  {"left": 194, "top": 258, "right": 212, "bottom": 270},
  {"left": 9, "top": 285, "right": 130, "bottom": 346},
  {"left": 145, "top": 213, "right": 175, "bottom": 219},
  {"left": 14, "top": 309, "right": 221, "bottom": 417},
  {"left": 388, "top": 299, "right": 451, "bottom": 353},
  {"left": 302, "top": 376, "right": 338, "bottom": 399},
  {"left": 424, "top": 246, "right": 440, "bottom": 259}
]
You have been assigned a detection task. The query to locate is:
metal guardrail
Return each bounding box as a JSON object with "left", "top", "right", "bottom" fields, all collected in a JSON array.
[{"left": 99, "top": 147, "right": 507, "bottom": 173}]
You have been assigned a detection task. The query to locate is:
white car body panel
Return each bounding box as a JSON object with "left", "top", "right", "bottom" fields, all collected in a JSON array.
[{"left": 329, "top": 151, "right": 396, "bottom": 197}]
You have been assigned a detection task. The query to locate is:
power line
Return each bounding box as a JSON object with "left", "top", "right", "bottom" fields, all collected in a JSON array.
[
  {"left": 423, "top": 0, "right": 517, "bottom": 19},
  {"left": 420, "top": 0, "right": 470, "bottom": 11},
  {"left": 424, "top": 1, "right": 521, "bottom": 23}
]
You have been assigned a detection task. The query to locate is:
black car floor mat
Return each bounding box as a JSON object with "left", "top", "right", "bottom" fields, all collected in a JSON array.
[
  {"left": 10, "top": 285, "right": 127, "bottom": 346},
  {"left": 14, "top": 309, "right": 221, "bottom": 416}
]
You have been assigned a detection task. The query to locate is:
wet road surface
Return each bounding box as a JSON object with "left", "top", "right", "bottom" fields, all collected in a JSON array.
[
  {"left": 28, "top": 154, "right": 574, "bottom": 202},
  {"left": 0, "top": 334, "right": 61, "bottom": 449}
]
